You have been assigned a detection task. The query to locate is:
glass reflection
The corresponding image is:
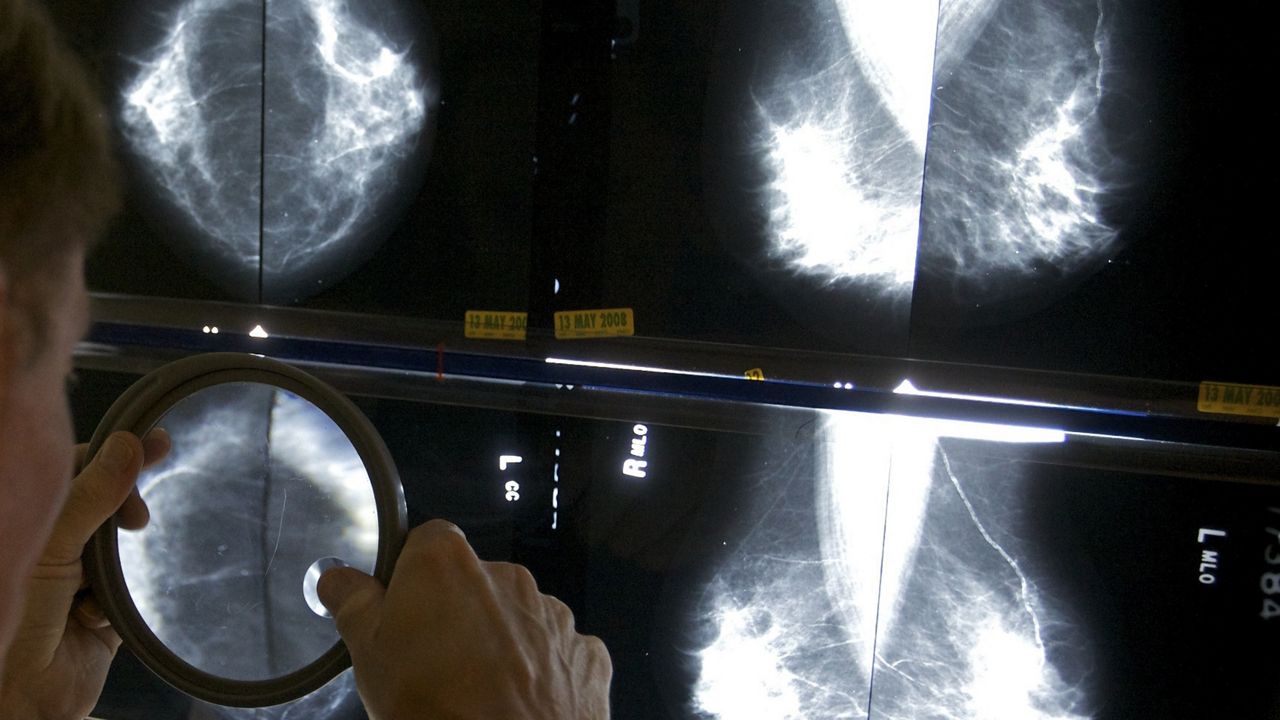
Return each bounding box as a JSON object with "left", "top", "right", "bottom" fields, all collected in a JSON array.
[{"left": 118, "top": 382, "right": 378, "bottom": 681}]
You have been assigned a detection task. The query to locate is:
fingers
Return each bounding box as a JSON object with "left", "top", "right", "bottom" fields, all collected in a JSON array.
[
  {"left": 69, "top": 590, "right": 125, "bottom": 659},
  {"left": 394, "top": 520, "right": 484, "bottom": 594},
  {"left": 115, "top": 489, "right": 150, "bottom": 531},
  {"left": 317, "top": 566, "right": 385, "bottom": 651},
  {"left": 117, "top": 428, "right": 168, "bottom": 531},
  {"left": 401, "top": 524, "right": 578, "bottom": 636},
  {"left": 321, "top": 521, "right": 474, "bottom": 655},
  {"left": 542, "top": 594, "right": 576, "bottom": 634},
  {"left": 42, "top": 432, "right": 144, "bottom": 565},
  {"left": 404, "top": 519, "right": 471, "bottom": 555},
  {"left": 74, "top": 443, "right": 89, "bottom": 473},
  {"left": 579, "top": 634, "right": 614, "bottom": 714},
  {"left": 343, "top": 519, "right": 597, "bottom": 654},
  {"left": 67, "top": 429, "right": 167, "bottom": 532},
  {"left": 71, "top": 591, "right": 111, "bottom": 631},
  {"left": 74, "top": 592, "right": 124, "bottom": 653},
  {"left": 140, "top": 427, "right": 171, "bottom": 468},
  {"left": 572, "top": 631, "right": 613, "bottom": 701},
  {"left": 486, "top": 562, "right": 542, "bottom": 606}
]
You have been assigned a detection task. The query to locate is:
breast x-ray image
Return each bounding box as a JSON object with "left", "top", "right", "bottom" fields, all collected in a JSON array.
[
  {"left": 72, "top": 367, "right": 1280, "bottom": 720},
  {"left": 52, "top": 0, "right": 535, "bottom": 316},
  {"left": 117, "top": 0, "right": 435, "bottom": 299},
  {"left": 686, "top": 413, "right": 1280, "bottom": 719},
  {"left": 46, "top": 1, "right": 1277, "bottom": 716},
  {"left": 49, "top": 0, "right": 1278, "bottom": 383},
  {"left": 116, "top": 0, "right": 435, "bottom": 304}
]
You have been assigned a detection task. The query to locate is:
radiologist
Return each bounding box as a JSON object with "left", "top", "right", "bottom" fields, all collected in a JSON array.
[{"left": 0, "top": 1, "right": 611, "bottom": 717}]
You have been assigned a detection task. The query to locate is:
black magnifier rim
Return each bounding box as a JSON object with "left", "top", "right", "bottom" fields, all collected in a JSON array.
[{"left": 84, "top": 353, "right": 407, "bottom": 708}]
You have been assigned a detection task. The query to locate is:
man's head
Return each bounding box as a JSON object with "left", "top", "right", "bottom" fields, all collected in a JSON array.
[
  {"left": 1, "top": 0, "right": 118, "bottom": 349},
  {"left": 0, "top": 0, "right": 120, "bottom": 650}
]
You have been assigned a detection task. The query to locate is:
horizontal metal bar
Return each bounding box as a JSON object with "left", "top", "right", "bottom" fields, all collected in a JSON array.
[{"left": 82, "top": 321, "right": 1280, "bottom": 453}]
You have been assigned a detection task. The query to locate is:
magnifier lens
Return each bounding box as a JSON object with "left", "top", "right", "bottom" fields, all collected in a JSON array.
[{"left": 118, "top": 382, "right": 379, "bottom": 682}]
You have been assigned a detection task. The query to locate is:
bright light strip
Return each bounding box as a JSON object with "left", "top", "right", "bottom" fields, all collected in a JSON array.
[
  {"left": 912, "top": 416, "right": 1064, "bottom": 444},
  {"left": 896, "top": 379, "right": 1074, "bottom": 411},
  {"left": 893, "top": 381, "right": 1065, "bottom": 442},
  {"left": 545, "top": 357, "right": 734, "bottom": 380}
]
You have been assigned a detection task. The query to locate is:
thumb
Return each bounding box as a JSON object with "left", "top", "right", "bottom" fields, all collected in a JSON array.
[
  {"left": 318, "top": 566, "right": 385, "bottom": 651},
  {"left": 42, "top": 432, "right": 143, "bottom": 565}
]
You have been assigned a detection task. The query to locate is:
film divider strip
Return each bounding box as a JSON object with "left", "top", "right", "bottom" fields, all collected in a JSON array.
[{"left": 1197, "top": 381, "right": 1280, "bottom": 420}]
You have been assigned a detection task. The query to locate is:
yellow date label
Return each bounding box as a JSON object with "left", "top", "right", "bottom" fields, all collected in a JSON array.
[
  {"left": 744, "top": 368, "right": 766, "bottom": 381},
  {"left": 1198, "top": 381, "right": 1280, "bottom": 419},
  {"left": 554, "top": 308, "right": 634, "bottom": 339},
  {"left": 465, "top": 311, "right": 528, "bottom": 340}
]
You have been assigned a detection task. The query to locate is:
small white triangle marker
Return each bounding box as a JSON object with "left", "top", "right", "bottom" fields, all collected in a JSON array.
[{"left": 249, "top": 325, "right": 269, "bottom": 339}]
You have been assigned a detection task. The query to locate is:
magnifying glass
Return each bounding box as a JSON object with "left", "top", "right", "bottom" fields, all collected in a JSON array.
[{"left": 84, "top": 353, "right": 408, "bottom": 707}]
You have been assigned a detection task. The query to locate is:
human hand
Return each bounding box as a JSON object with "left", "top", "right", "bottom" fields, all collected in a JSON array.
[
  {"left": 0, "top": 430, "right": 169, "bottom": 720},
  {"left": 317, "top": 520, "right": 612, "bottom": 720}
]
